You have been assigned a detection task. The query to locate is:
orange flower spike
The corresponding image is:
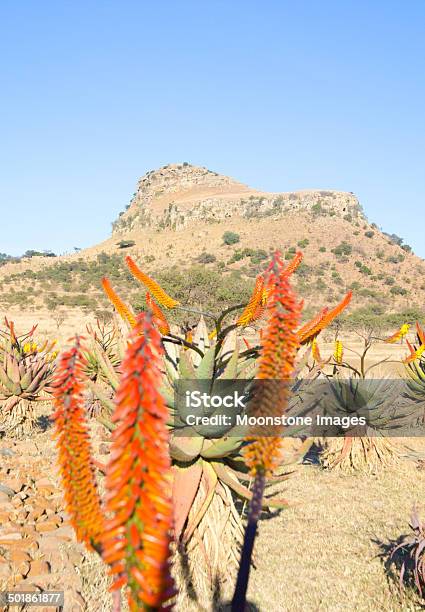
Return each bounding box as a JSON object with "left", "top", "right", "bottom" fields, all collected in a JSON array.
[
  {"left": 243, "top": 252, "right": 302, "bottom": 477},
  {"left": 146, "top": 292, "right": 170, "bottom": 336},
  {"left": 101, "top": 277, "right": 137, "bottom": 328},
  {"left": 417, "top": 322, "right": 425, "bottom": 345},
  {"left": 236, "top": 276, "right": 265, "bottom": 327},
  {"left": 52, "top": 337, "right": 105, "bottom": 551},
  {"left": 281, "top": 251, "right": 303, "bottom": 278},
  {"left": 126, "top": 256, "right": 179, "bottom": 309},
  {"left": 297, "top": 307, "right": 329, "bottom": 344},
  {"left": 102, "top": 314, "right": 175, "bottom": 610},
  {"left": 298, "top": 291, "right": 352, "bottom": 345},
  {"left": 384, "top": 323, "right": 410, "bottom": 344},
  {"left": 311, "top": 338, "right": 322, "bottom": 363},
  {"left": 403, "top": 339, "right": 425, "bottom": 364}
]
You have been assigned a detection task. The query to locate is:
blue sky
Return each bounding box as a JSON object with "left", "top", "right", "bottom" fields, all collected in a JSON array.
[{"left": 1, "top": 1, "right": 424, "bottom": 256}]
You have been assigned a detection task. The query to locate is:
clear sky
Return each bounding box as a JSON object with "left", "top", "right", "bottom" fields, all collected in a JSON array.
[{"left": 1, "top": 1, "right": 424, "bottom": 256}]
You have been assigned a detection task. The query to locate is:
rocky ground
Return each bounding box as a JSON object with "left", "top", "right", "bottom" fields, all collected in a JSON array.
[{"left": 0, "top": 424, "right": 112, "bottom": 612}]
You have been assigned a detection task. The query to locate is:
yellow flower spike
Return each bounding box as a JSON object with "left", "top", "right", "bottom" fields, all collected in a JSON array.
[
  {"left": 384, "top": 323, "right": 410, "bottom": 344},
  {"left": 125, "top": 256, "right": 179, "bottom": 309},
  {"left": 23, "top": 341, "right": 38, "bottom": 354},
  {"left": 334, "top": 340, "right": 343, "bottom": 364}
]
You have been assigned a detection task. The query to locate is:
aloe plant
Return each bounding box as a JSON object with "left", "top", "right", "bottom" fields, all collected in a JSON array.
[
  {"left": 88, "top": 251, "right": 352, "bottom": 604},
  {"left": 0, "top": 318, "right": 56, "bottom": 437}
]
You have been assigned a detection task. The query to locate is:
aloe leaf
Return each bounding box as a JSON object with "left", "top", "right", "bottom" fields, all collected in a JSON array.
[
  {"left": 169, "top": 433, "right": 204, "bottom": 462},
  {"left": 220, "top": 344, "right": 239, "bottom": 379},
  {"left": 86, "top": 380, "right": 115, "bottom": 414},
  {"left": 196, "top": 344, "right": 216, "bottom": 380},
  {"left": 211, "top": 461, "right": 289, "bottom": 509},
  {"left": 183, "top": 460, "right": 218, "bottom": 543},
  {"left": 172, "top": 462, "right": 203, "bottom": 540},
  {"left": 200, "top": 435, "right": 244, "bottom": 459},
  {"left": 178, "top": 350, "right": 197, "bottom": 379}
]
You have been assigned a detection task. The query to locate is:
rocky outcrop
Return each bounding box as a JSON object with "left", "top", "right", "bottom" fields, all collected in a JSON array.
[{"left": 112, "top": 163, "right": 365, "bottom": 234}]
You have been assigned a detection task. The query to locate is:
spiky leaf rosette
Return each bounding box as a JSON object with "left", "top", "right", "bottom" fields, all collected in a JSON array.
[
  {"left": 52, "top": 337, "right": 105, "bottom": 551},
  {"left": 102, "top": 314, "right": 175, "bottom": 611},
  {"left": 243, "top": 252, "right": 302, "bottom": 477}
]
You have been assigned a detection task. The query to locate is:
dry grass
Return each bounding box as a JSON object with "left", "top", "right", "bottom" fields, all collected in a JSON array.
[
  {"left": 73, "top": 450, "right": 425, "bottom": 611},
  {"left": 245, "top": 446, "right": 425, "bottom": 612}
]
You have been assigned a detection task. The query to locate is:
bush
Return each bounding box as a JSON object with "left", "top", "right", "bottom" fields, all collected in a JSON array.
[
  {"left": 319, "top": 246, "right": 326, "bottom": 252},
  {"left": 117, "top": 240, "right": 136, "bottom": 249},
  {"left": 387, "top": 254, "right": 405, "bottom": 264},
  {"left": 312, "top": 202, "right": 323, "bottom": 215},
  {"left": 197, "top": 252, "right": 217, "bottom": 264},
  {"left": 364, "top": 231, "right": 374, "bottom": 238},
  {"left": 23, "top": 250, "right": 56, "bottom": 258},
  {"left": 390, "top": 285, "right": 407, "bottom": 296},
  {"left": 360, "top": 265, "right": 372, "bottom": 275},
  {"left": 250, "top": 249, "right": 268, "bottom": 264},
  {"left": 331, "top": 241, "right": 352, "bottom": 257},
  {"left": 222, "top": 231, "right": 240, "bottom": 245},
  {"left": 297, "top": 239, "right": 309, "bottom": 248}
]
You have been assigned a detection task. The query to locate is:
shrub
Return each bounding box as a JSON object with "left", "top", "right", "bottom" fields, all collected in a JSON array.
[
  {"left": 387, "top": 254, "right": 405, "bottom": 264},
  {"left": 390, "top": 285, "right": 407, "bottom": 296},
  {"left": 197, "top": 252, "right": 217, "bottom": 264},
  {"left": 312, "top": 202, "right": 323, "bottom": 215},
  {"left": 360, "top": 265, "right": 372, "bottom": 275},
  {"left": 250, "top": 249, "right": 268, "bottom": 264},
  {"left": 331, "top": 241, "right": 352, "bottom": 256},
  {"left": 364, "top": 231, "right": 374, "bottom": 238},
  {"left": 319, "top": 246, "right": 326, "bottom": 252},
  {"left": 223, "top": 231, "right": 240, "bottom": 245},
  {"left": 297, "top": 239, "right": 309, "bottom": 248},
  {"left": 117, "top": 240, "right": 136, "bottom": 249}
]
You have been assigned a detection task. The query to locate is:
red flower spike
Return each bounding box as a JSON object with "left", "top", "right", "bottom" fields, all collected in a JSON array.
[
  {"left": 101, "top": 314, "right": 176, "bottom": 610},
  {"left": 52, "top": 337, "right": 105, "bottom": 551}
]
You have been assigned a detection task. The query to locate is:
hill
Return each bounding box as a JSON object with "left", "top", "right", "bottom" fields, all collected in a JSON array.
[{"left": 1, "top": 163, "right": 424, "bottom": 336}]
